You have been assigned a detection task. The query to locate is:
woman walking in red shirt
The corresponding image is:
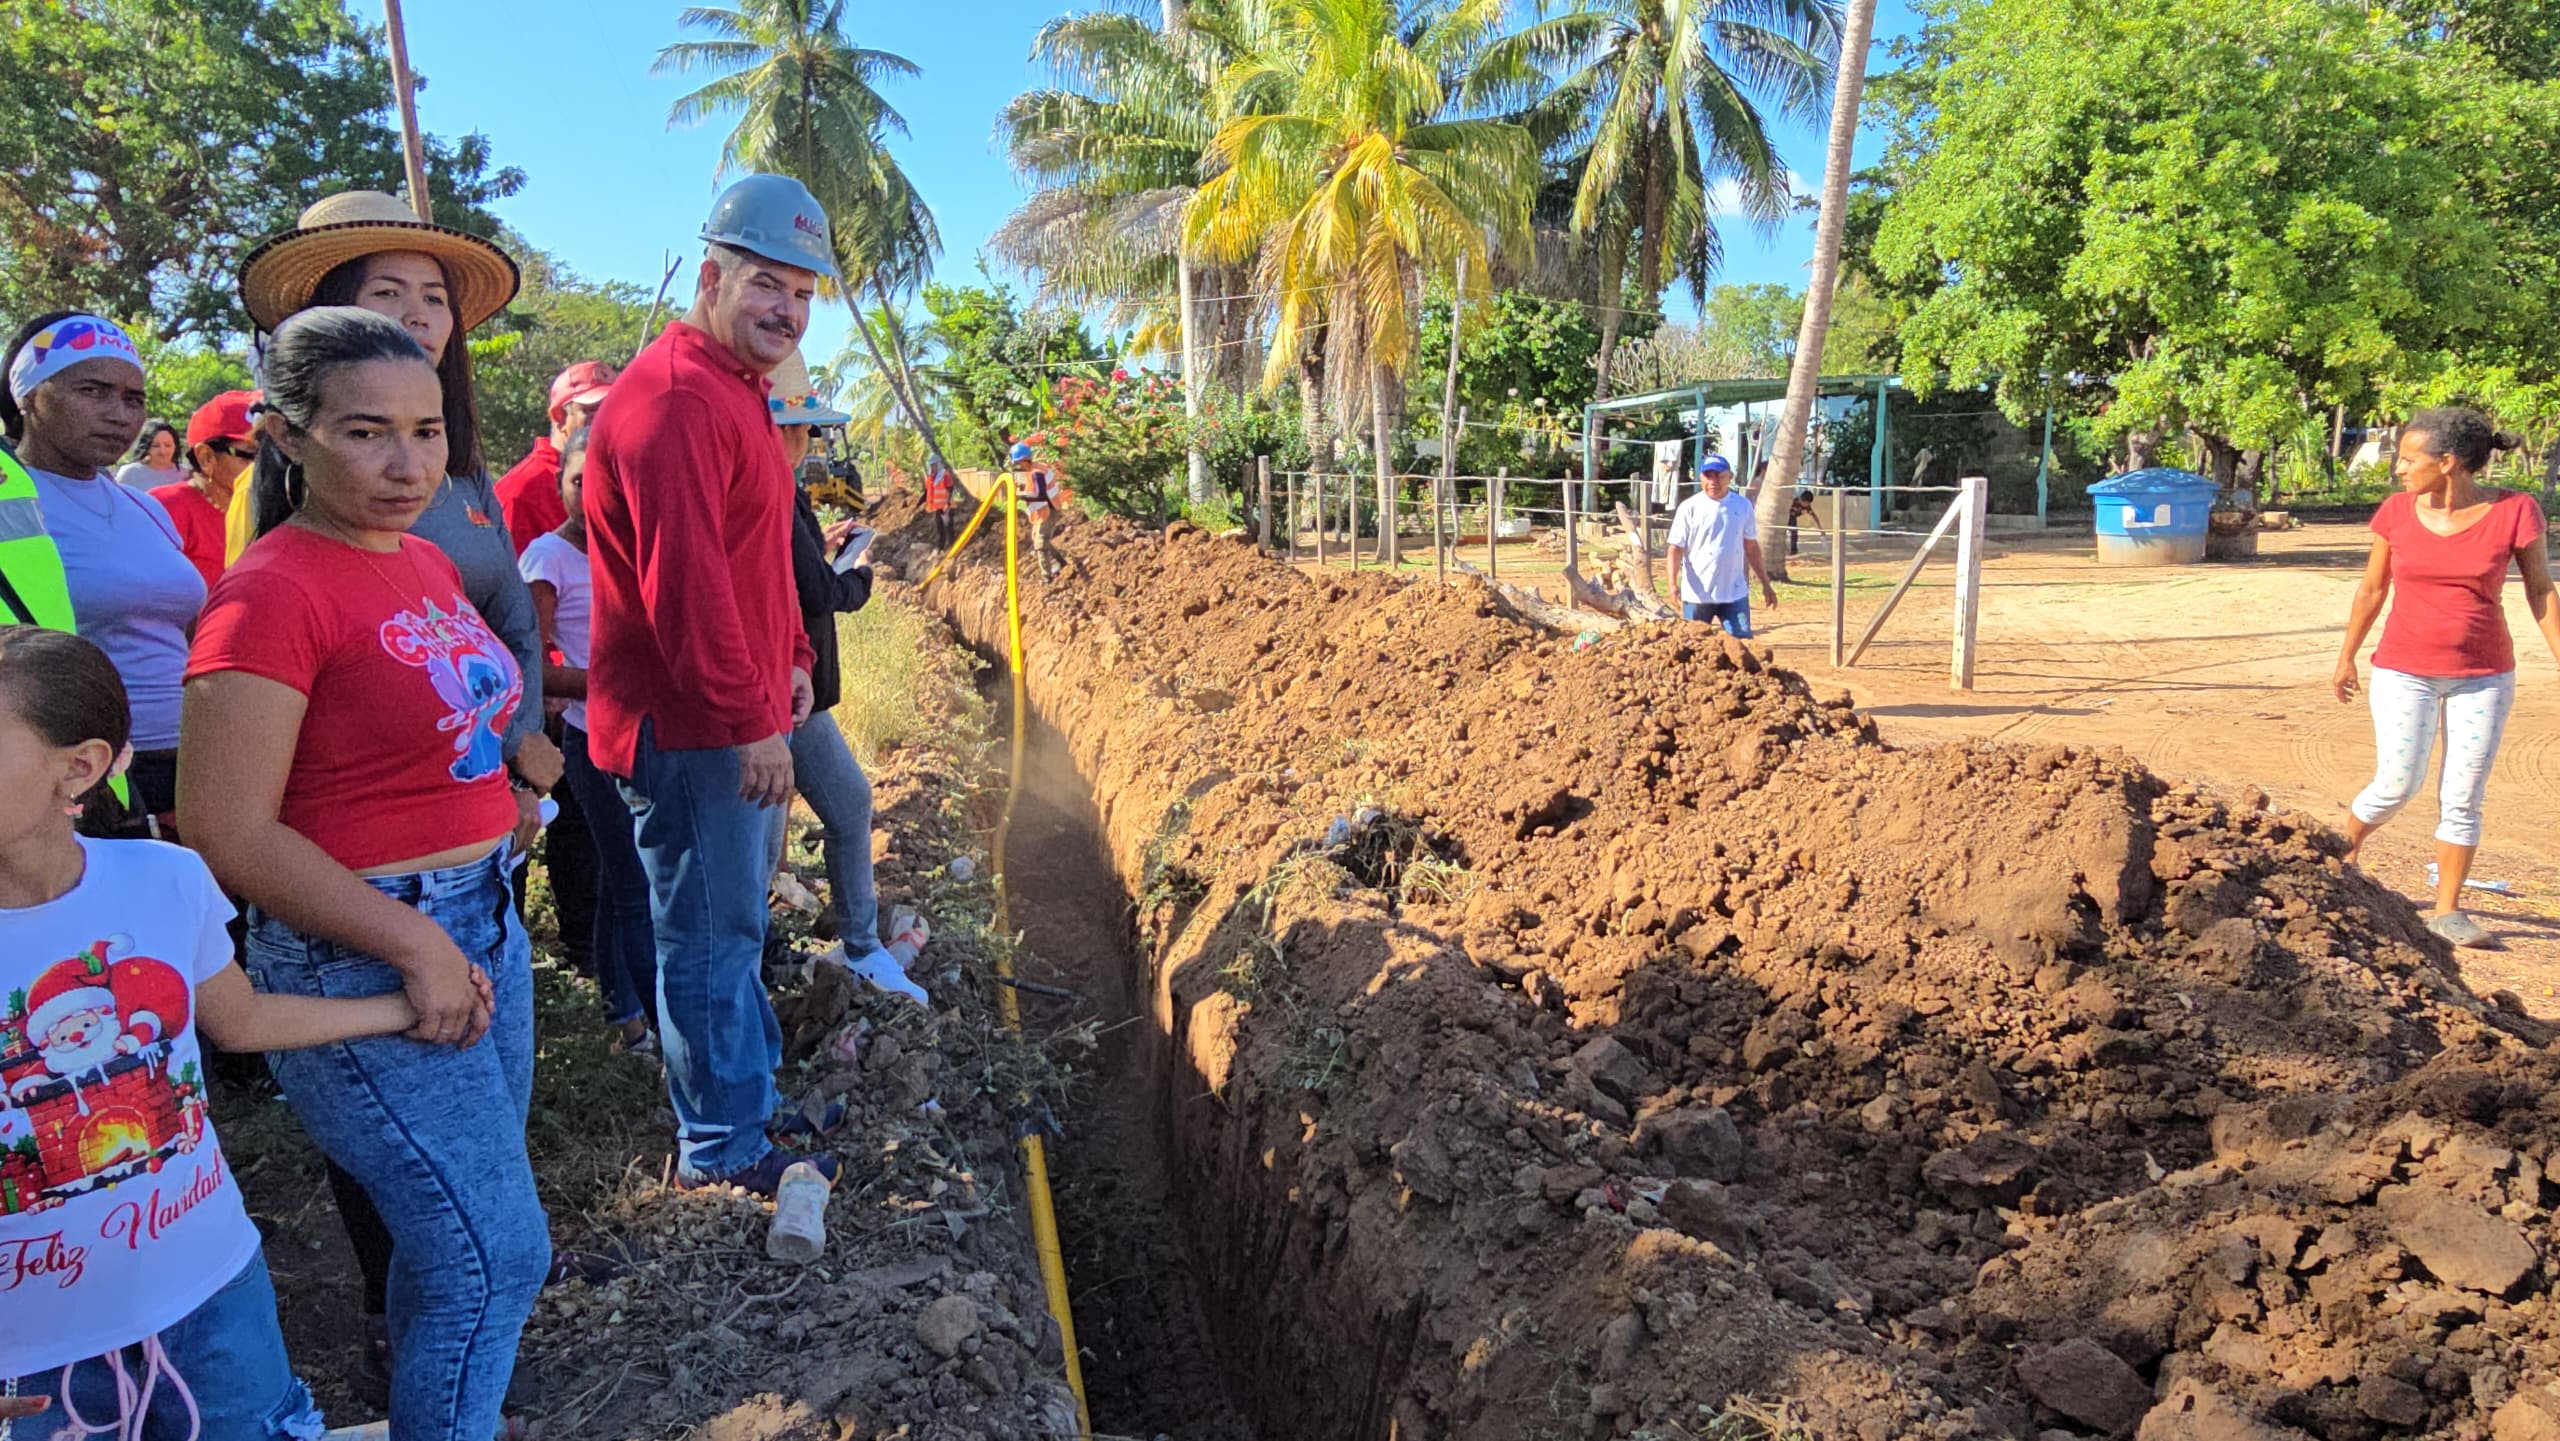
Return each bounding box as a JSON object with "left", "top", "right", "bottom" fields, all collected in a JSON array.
[
  {"left": 178, "top": 308, "right": 547, "bottom": 1441},
  {"left": 2332, "top": 407, "right": 2560, "bottom": 947}
]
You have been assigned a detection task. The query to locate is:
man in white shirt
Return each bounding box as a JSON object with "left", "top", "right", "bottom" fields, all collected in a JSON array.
[{"left": 1664, "top": 453, "right": 1776, "bottom": 636}]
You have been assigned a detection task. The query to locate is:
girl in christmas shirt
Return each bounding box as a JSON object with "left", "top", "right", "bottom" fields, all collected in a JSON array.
[{"left": 0, "top": 626, "right": 473, "bottom": 1437}]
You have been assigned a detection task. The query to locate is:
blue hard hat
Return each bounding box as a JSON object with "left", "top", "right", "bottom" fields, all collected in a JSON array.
[
  {"left": 700, "top": 174, "right": 838, "bottom": 278},
  {"left": 1697, "top": 453, "right": 1732, "bottom": 475},
  {"left": 1008, "top": 442, "right": 1036, "bottom": 464}
]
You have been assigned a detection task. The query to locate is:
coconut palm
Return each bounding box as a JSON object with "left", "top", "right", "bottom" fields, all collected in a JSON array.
[
  {"left": 1186, "top": 0, "right": 1539, "bottom": 565},
  {"left": 1516, "top": 0, "right": 1841, "bottom": 395},
  {"left": 658, "top": 0, "right": 958, "bottom": 472},
  {"left": 1753, "top": 0, "right": 1877, "bottom": 579}
]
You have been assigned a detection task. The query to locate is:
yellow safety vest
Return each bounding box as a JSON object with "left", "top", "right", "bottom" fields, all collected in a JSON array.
[
  {"left": 0, "top": 444, "right": 75, "bottom": 631},
  {"left": 0, "top": 444, "right": 135, "bottom": 809}
]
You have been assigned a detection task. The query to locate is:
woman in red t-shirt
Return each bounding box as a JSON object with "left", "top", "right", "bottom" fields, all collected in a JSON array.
[
  {"left": 2332, "top": 407, "right": 2560, "bottom": 948},
  {"left": 175, "top": 307, "right": 548, "bottom": 1441}
]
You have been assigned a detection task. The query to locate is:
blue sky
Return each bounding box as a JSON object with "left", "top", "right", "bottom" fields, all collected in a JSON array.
[{"left": 400, "top": 0, "right": 1924, "bottom": 367}]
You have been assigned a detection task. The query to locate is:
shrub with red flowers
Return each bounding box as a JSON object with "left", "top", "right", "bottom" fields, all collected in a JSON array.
[{"left": 1038, "top": 368, "right": 1194, "bottom": 522}]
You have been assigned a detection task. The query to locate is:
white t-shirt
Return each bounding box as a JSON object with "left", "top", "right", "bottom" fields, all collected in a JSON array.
[
  {"left": 0, "top": 838, "right": 258, "bottom": 1377},
  {"left": 1666, "top": 489, "right": 1759, "bottom": 605},
  {"left": 518, "top": 532, "right": 593, "bottom": 733}
]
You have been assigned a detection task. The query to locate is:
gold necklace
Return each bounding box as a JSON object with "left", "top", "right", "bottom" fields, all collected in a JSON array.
[{"left": 291, "top": 512, "right": 431, "bottom": 606}]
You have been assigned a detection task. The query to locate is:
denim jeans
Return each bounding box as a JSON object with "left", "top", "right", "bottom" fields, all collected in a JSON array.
[
  {"left": 765, "top": 711, "right": 882, "bottom": 949},
  {"left": 1682, "top": 598, "right": 1753, "bottom": 637},
  {"left": 618, "top": 719, "right": 783, "bottom": 1180},
  {"left": 6, "top": 1253, "right": 323, "bottom": 1441},
  {"left": 562, "top": 724, "right": 659, "bottom": 1027},
  {"left": 243, "top": 847, "right": 549, "bottom": 1441}
]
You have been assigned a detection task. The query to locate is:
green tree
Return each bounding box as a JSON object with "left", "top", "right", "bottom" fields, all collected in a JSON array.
[
  {"left": 1872, "top": 0, "right": 2560, "bottom": 490},
  {"left": 467, "top": 237, "right": 663, "bottom": 466},
  {"left": 1519, "top": 0, "right": 1841, "bottom": 395},
  {"left": 1185, "top": 0, "right": 1541, "bottom": 565},
  {"left": 913, "top": 280, "right": 1109, "bottom": 467},
  {"left": 0, "top": 0, "right": 521, "bottom": 341}
]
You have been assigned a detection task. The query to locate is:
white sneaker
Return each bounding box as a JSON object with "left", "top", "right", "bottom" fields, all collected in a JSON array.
[{"left": 834, "top": 944, "right": 930, "bottom": 1007}]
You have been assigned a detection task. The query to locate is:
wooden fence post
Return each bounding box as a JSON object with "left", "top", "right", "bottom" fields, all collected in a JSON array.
[
  {"left": 1314, "top": 473, "right": 1328, "bottom": 568},
  {"left": 1491, "top": 468, "right": 1506, "bottom": 579},
  {"left": 1951, "top": 475, "right": 1988, "bottom": 690},
  {"left": 1257, "top": 455, "right": 1272, "bottom": 554}
]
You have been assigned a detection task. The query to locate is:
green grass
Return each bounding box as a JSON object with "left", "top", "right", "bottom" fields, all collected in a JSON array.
[{"left": 831, "top": 601, "right": 939, "bottom": 763}]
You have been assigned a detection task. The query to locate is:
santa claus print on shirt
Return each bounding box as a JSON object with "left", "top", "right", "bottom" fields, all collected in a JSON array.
[{"left": 0, "top": 937, "right": 205, "bottom": 1215}]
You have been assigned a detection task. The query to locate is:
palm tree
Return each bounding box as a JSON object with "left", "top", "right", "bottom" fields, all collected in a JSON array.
[
  {"left": 657, "top": 0, "right": 959, "bottom": 472},
  {"left": 1522, "top": 0, "right": 1841, "bottom": 396},
  {"left": 995, "top": 4, "right": 1224, "bottom": 338},
  {"left": 1752, "top": 0, "right": 1876, "bottom": 580},
  {"left": 660, "top": 0, "right": 920, "bottom": 194},
  {"left": 1186, "top": 0, "right": 1539, "bottom": 565}
]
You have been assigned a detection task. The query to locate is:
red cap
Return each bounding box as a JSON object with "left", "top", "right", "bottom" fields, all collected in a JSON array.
[
  {"left": 186, "top": 389, "right": 260, "bottom": 449},
  {"left": 548, "top": 360, "right": 618, "bottom": 422}
]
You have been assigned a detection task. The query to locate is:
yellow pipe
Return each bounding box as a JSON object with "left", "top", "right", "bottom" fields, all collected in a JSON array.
[
  {"left": 987, "top": 477, "right": 1092, "bottom": 1436},
  {"left": 921, "top": 473, "right": 1004, "bottom": 587}
]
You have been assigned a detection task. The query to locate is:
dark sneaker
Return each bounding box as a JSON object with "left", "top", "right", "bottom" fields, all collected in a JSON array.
[
  {"left": 770, "top": 1096, "right": 848, "bottom": 1144},
  {"left": 674, "top": 1148, "right": 841, "bottom": 1199}
]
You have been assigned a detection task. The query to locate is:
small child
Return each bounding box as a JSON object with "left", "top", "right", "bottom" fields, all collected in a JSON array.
[
  {"left": 0, "top": 626, "right": 473, "bottom": 1437},
  {"left": 519, "top": 429, "right": 658, "bottom": 1057}
]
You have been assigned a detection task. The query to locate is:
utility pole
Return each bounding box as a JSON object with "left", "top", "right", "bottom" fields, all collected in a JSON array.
[{"left": 382, "top": 0, "right": 433, "bottom": 221}]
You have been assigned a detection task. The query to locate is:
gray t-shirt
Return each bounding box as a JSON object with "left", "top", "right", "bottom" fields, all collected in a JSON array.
[
  {"left": 408, "top": 470, "right": 544, "bottom": 759},
  {"left": 30, "top": 467, "right": 206, "bottom": 748}
]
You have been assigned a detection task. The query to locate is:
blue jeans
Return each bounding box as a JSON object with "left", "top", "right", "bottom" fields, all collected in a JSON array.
[
  {"left": 1683, "top": 598, "right": 1753, "bottom": 637},
  {"left": 562, "top": 724, "right": 659, "bottom": 1027},
  {"left": 618, "top": 719, "right": 783, "bottom": 1180},
  {"left": 6, "top": 1253, "right": 322, "bottom": 1440},
  {"left": 244, "top": 848, "right": 548, "bottom": 1441},
  {"left": 765, "top": 711, "right": 882, "bottom": 949}
]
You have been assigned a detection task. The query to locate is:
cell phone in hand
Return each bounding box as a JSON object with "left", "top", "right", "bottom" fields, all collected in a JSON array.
[{"left": 832, "top": 525, "right": 877, "bottom": 574}]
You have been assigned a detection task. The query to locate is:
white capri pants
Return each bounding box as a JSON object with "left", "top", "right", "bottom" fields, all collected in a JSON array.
[{"left": 2350, "top": 667, "right": 2515, "bottom": 847}]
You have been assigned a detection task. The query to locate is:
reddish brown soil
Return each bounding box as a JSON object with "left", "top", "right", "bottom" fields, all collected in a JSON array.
[
  {"left": 884, "top": 502, "right": 2560, "bottom": 1441},
  {"left": 222, "top": 598, "right": 1081, "bottom": 1440}
]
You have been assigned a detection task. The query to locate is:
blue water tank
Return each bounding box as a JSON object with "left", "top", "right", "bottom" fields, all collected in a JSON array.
[{"left": 2089, "top": 468, "right": 2219, "bottom": 565}]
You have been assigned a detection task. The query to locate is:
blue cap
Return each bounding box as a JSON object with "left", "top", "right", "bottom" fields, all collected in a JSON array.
[
  {"left": 1697, "top": 454, "right": 1732, "bottom": 475},
  {"left": 1008, "top": 442, "right": 1035, "bottom": 464}
]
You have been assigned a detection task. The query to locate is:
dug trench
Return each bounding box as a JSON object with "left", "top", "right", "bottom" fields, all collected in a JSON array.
[{"left": 883, "top": 496, "right": 2560, "bottom": 1441}]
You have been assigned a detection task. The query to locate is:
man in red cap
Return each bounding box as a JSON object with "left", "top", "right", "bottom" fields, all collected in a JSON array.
[
  {"left": 496, "top": 360, "right": 617, "bottom": 554},
  {"left": 151, "top": 390, "right": 258, "bottom": 588}
]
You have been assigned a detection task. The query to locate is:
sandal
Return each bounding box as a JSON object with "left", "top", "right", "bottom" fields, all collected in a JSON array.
[{"left": 2428, "top": 911, "right": 2498, "bottom": 949}]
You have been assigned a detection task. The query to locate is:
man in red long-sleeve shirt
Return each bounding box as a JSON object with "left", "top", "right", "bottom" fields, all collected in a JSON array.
[{"left": 584, "top": 175, "right": 835, "bottom": 1195}]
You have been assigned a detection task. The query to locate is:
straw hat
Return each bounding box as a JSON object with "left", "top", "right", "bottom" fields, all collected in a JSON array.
[
  {"left": 768, "top": 350, "right": 850, "bottom": 427},
  {"left": 238, "top": 190, "right": 521, "bottom": 334}
]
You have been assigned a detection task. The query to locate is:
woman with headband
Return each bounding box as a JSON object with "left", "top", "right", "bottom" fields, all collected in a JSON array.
[{"left": 0, "top": 312, "right": 206, "bottom": 829}]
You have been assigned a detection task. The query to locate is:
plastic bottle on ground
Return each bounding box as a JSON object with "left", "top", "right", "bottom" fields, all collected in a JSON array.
[{"left": 767, "top": 1161, "right": 833, "bottom": 1264}]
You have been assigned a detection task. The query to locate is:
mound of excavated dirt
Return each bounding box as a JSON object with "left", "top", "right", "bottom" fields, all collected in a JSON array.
[{"left": 888, "top": 507, "right": 2557, "bottom": 1441}]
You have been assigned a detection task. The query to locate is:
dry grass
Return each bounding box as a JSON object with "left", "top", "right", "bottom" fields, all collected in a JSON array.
[{"left": 830, "top": 599, "right": 941, "bottom": 763}]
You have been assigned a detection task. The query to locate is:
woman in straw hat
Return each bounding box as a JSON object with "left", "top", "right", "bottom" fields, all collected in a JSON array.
[
  {"left": 765, "top": 351, "right": 927, "bottom": 1005},
  {"left": 230, "top": 190, "right": 559, "bottom": 1420}
]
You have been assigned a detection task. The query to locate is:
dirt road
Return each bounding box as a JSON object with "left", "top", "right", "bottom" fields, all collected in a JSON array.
[{"left": 1762, "top": 522, "right": 2560, "bottom": 1015}]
